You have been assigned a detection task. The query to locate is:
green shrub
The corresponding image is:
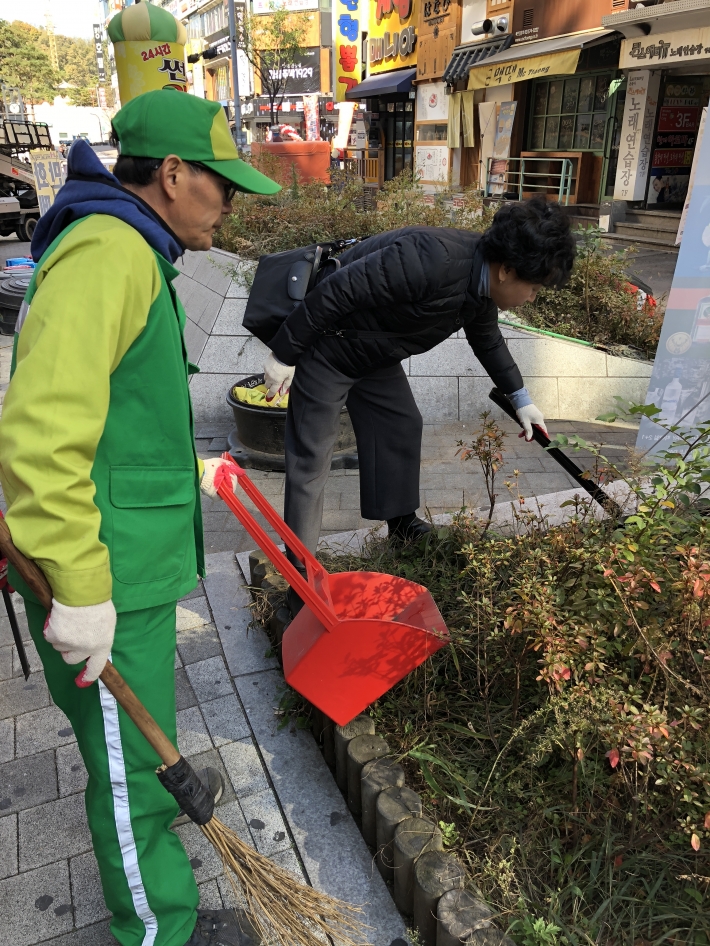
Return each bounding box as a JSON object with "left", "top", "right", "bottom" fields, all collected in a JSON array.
[
  {"left": 518, "top": 226, "right": 664, "bottom": 357},
  {"left": 322, "top": 406, "right": 710, "bottom": 944},
  {"left": 214, "top": 165, "right": 492, "bottom": 260}
]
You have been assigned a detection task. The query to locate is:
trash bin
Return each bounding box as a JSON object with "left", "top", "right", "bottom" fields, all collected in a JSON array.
[
  {"left": 226, "top": 374, "right": 358, "bottom": 472},
  {"left": 0, "top": 273, "right": 31, "bottom": 335}
]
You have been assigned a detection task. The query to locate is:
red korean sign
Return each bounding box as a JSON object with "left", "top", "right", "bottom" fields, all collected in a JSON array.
[{"left": 657, "top": 106, "right": 700, "bottom": 133}]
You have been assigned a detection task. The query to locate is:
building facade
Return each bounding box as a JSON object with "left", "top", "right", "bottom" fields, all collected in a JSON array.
[{"left": 603, "top": 0, "right": 710, "bottom": 212}]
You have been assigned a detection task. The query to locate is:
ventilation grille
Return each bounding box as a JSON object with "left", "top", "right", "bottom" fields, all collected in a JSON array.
[
  {"left": 611, "top": 0, "right": 627, "bottom": 8},
  {"left": 522, "top": 8, "right": 534, "bottom": 27}
]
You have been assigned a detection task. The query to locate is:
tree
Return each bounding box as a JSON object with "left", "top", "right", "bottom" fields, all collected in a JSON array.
[
  {"left": 237, "top": 8, "right": 310, "bottom": 126},
  {"left": 12, "top": 21, "right": 100, "bottom": 107},
  {"left": 0, "top": 19, "right": 57, "bottom": 104}
]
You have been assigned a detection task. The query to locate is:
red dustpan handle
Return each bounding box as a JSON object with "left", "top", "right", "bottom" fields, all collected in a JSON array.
[{"left": 214, "top": 454, "right": 338, "bottom": 631}]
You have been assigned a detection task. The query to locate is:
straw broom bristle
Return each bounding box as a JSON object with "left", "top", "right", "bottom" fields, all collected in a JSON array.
[{"left": 201, "top": 816, "right": 372, "bottom": 946}]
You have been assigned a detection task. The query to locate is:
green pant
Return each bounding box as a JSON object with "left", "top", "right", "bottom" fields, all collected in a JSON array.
[{"left": 26, "top": 599, "right": 199, "bottom": 946}]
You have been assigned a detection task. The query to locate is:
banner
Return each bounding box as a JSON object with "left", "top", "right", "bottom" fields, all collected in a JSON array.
[
  {"left": 677, "top": 108, "right": 708, "bottom": 246},
  {"left": 336, "top": 0, "right": 362, "bottom": 101},
  {"left": 467, "top": 47, "right": 580, "bottom": 90},
  {"left": 636, "top": 110, "right": 710, "bottom": 455},
  {"left": 489, "top": 100, "right": 516, "bottom": 196},
  {"left": 30, "top": 151, "right": 66, "bottom": 216},
  {"left": 620, "top": 27, "right": 710, "bottom": 70},
  {"left": 613, "top": 70, "right": 660, "bottom": 202}
]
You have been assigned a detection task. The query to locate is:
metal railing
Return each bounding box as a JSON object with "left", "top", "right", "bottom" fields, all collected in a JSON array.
[
  {"left": 342, "top": 148, "right": 383, "bottom": 187},
  {"left": 485, "top": 156, "right": 574, "bottom": 204}
]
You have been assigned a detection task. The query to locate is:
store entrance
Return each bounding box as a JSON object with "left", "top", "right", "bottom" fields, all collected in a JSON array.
[
  {"left": 645, "top": 74, "right": 710, "bottom": 209},
  {"left": 375, "top": 97, "right": 414, "bottom": 181}
]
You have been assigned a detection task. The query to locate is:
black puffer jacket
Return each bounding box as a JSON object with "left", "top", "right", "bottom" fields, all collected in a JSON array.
[{"left": 268, "top": 226, "right": 524, "bottom": 393}]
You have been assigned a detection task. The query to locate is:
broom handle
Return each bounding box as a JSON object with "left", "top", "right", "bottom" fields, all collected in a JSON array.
[{"left": 0, "top": 518, "right": 180, "bottom": 767}]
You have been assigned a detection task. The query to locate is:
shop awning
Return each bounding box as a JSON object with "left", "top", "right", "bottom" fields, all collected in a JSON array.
[
  {"left": 345, "top": 67, "right": 417, "bottom": 100},
  {"left": 466, "top": 28, "right": 614, "bottom": 90},
  {"left": 443, "top": 35, "right": 514, "bottom": 86}
]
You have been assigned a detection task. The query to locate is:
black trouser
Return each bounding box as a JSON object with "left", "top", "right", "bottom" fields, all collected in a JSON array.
[{"left": 284, "top": 347, "right": 423, "bottom": 556}]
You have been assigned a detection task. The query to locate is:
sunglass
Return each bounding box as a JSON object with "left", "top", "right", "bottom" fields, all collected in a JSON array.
[{"left": 189, "top": 162, "right": 238, "bottom": 202}]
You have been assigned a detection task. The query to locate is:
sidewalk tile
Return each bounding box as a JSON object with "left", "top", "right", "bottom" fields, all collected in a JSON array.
[
  {"left": 219, "top": 739, "right": 268, "bottom": 798},
  {"left": 185, "top": 656, "right": 234, "bottom": 703},
  {"left": 240, "top": 788, "right": 291, "bottom": 857},
  {"left": 177, "top": 706, "right": 213, "bottom": 757},
  {"left": 0, "top": 813, "right": 17, "bottom": 878},
  {"left": 270, "top": 846, "right": 306, "bottom": 882},
  {"left": 216, "top": 874, "right": 248, "bottom": 912},
  {"left": 0, "top": 860, "right": 73, "bottom": 946},
  {"left": 0, "top": 644, "right": 12, "bottom": 680},
  {"left": 202, "top": 552, "right": 278, "bottom": 678},
  {"left": 201, "top": 694, "right": 250, "bottom": 746},
  {"left": 13, "top": 639, "right": 41, "bottom": 677},
  {"left": 15, "top": 705, "right": 75, "bottom": 758},
  {"left": 0, "top": 717, "right": 13, "bottom": 763},
  {"left": 39, "top": 920, "right": 116, "bottom": 946},
  {"left": 198, "top": 879, "right": 224, "bottom": 910},
  {"left": 0, "top": 749, "right": 57, "bottom": 815},
  {"left": 177, "top": 624, "right": 223, "bottom": 667},
  {"left": 0, "top": 673, "right": 49, "bottom": 721},
  {"left": 69, "top": 851, "right": 110, "bottom": 928},
  {"left": 19, "top": 794, "right": 92, "bottom": 871},
  {"left": 176, "top": 597, "right": 212, "bottom": 631},
  {"left": 56, "top": 743, "right": 88, "bottom": 798},
  {"left": 175, "top": 668, "right": 198, "bottom": 711}
]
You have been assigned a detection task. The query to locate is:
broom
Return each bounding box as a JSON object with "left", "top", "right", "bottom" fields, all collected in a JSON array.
[{"left": 0, "top": 518, "right": 369, "bottom": 946}]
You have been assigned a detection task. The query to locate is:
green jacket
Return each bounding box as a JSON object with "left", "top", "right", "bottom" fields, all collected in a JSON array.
[{"left": 0, "top": 214, "right": 204, "bottom": 612}]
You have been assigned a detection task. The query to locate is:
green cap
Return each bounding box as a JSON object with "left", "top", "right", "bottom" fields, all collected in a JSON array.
[{"left": 112, "top": 89, "right": 281, "bottom": 195}]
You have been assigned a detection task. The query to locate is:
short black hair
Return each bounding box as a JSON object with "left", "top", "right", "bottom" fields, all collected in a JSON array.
[
  {"left": 479, "top": 196, "right": 576, "bottom": 287},
  {"left": 112, "top": 155, "right": 206, "bottom": 187}
]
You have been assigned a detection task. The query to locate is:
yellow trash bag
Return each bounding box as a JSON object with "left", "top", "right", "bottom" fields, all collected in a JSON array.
[{"left": 232, "top": 384, "right": 289, "bottom": 409}]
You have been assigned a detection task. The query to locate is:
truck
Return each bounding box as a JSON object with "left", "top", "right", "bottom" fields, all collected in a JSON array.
[{"left": 0, "top": 118, "right": 54, "bottom": 242}]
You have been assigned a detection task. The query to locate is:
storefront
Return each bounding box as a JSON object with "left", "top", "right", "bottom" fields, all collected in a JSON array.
[
  {"left": 345, "top": 0, "right": 419, "bottom": 182},
  {"left": 604, "top": 4, "right": 710, "bottom": 210}
]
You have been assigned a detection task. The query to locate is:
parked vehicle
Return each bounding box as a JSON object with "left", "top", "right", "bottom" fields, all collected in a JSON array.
[{"left": 0, "top": 118, "right": 53, "bottom": 242}]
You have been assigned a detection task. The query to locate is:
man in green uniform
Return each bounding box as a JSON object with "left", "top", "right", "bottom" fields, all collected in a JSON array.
[{"left": 0, "top": 90, "right": 279, "bottom": 946}]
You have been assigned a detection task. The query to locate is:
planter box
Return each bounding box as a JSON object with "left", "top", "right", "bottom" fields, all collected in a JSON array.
[
  {"left": 175, "top": 248, "right": 653, "bottom": 428},
  {"left": 251, "top": 140, "right": 331, "bottom": 185}
]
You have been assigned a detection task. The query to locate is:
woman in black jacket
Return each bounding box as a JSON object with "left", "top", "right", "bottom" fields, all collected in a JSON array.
[{"left": 262, "top": 196, "right": 576, "bottom": 605}]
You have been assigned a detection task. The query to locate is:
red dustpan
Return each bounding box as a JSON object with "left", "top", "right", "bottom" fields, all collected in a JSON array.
[{"left": 214, "top": 455, "right": 449, "bottom": 726}]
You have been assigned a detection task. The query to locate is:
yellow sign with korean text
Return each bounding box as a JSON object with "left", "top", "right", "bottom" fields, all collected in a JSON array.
[
  {"left": 467, "top": 47, "right": 580, "bottom": 91},
  {"left": 336, "top": 0, "right": 362, "bottom": 100},
  {"left": 368, "top": 0, "right": 418, "bottom": 76},
  {"left": 30, "top": 150, "right": 66, "bottom": 216}
]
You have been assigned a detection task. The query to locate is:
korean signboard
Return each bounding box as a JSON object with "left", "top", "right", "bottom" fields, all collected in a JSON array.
[
  {"left": 467, "top": 47, "right": 579, "bottom": 91},
  {"left": 636, "top": 111, "right": 710, "bottom": 456},
  {"left": 29, "top": 151, "right": 66, "bottom": 216},
  {"left": 93, "top": 24, "right": 106, "bottom": 84},
  {"left": 368, "top": 0, "right": 418, "bottom": 76},
  {"left": 648, "top": 78, "right": 710, "bottom": 207},
  {"left": 261, "top": 47, "right": 320, "bottom": 95},
  {"left": 336, "top": 0, "right": 362, "bottom": 100},
  {"left": 613, "top": 70, "right": 660, "bottom": 202},
  {"left": 620, "top": 27, "right": 710, "bottom": 70}
]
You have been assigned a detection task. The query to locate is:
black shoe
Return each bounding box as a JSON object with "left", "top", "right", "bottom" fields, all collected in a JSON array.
[
  {"left": 286, "top": 585, "right": 304, "bottom": 618},
  {"left": 185, "top": 908, "right": 260, "bottom": 945},
  {"left": 171, "top": 767, "right": 224, "bottom": 827},
  {"left": 387, "top": 513, "right": 433, "bottom": 543}
]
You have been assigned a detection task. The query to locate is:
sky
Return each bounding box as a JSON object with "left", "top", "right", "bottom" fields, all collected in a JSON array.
[{"left": 0, "top": 0, "right": 101, "bottom": 39}]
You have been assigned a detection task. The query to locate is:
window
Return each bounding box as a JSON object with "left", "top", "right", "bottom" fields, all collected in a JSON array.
[
  {"left": 529, "top": 72, "right": 612, "bottom": 152},
  {"left": 417, "top": 124, "right": 448, "bottom": 142}
]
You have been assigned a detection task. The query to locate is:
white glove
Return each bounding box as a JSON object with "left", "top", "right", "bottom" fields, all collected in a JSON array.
[
  {"left": 516, "top": 402, "right": 548, "bottom": 441},
  {"left": 44, "top": 598, "right": 117, "bottom": 686},
  {"left": 200, "top": 457, "right": 237, "bottom": 498},
  {"left": 264, "top": 351, "right": 295, "bottom": 401}
]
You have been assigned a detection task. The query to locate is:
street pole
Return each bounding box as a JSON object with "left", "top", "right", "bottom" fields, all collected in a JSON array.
[{"left": 227, "top": 0, "right": 245, "bottom": 148}]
